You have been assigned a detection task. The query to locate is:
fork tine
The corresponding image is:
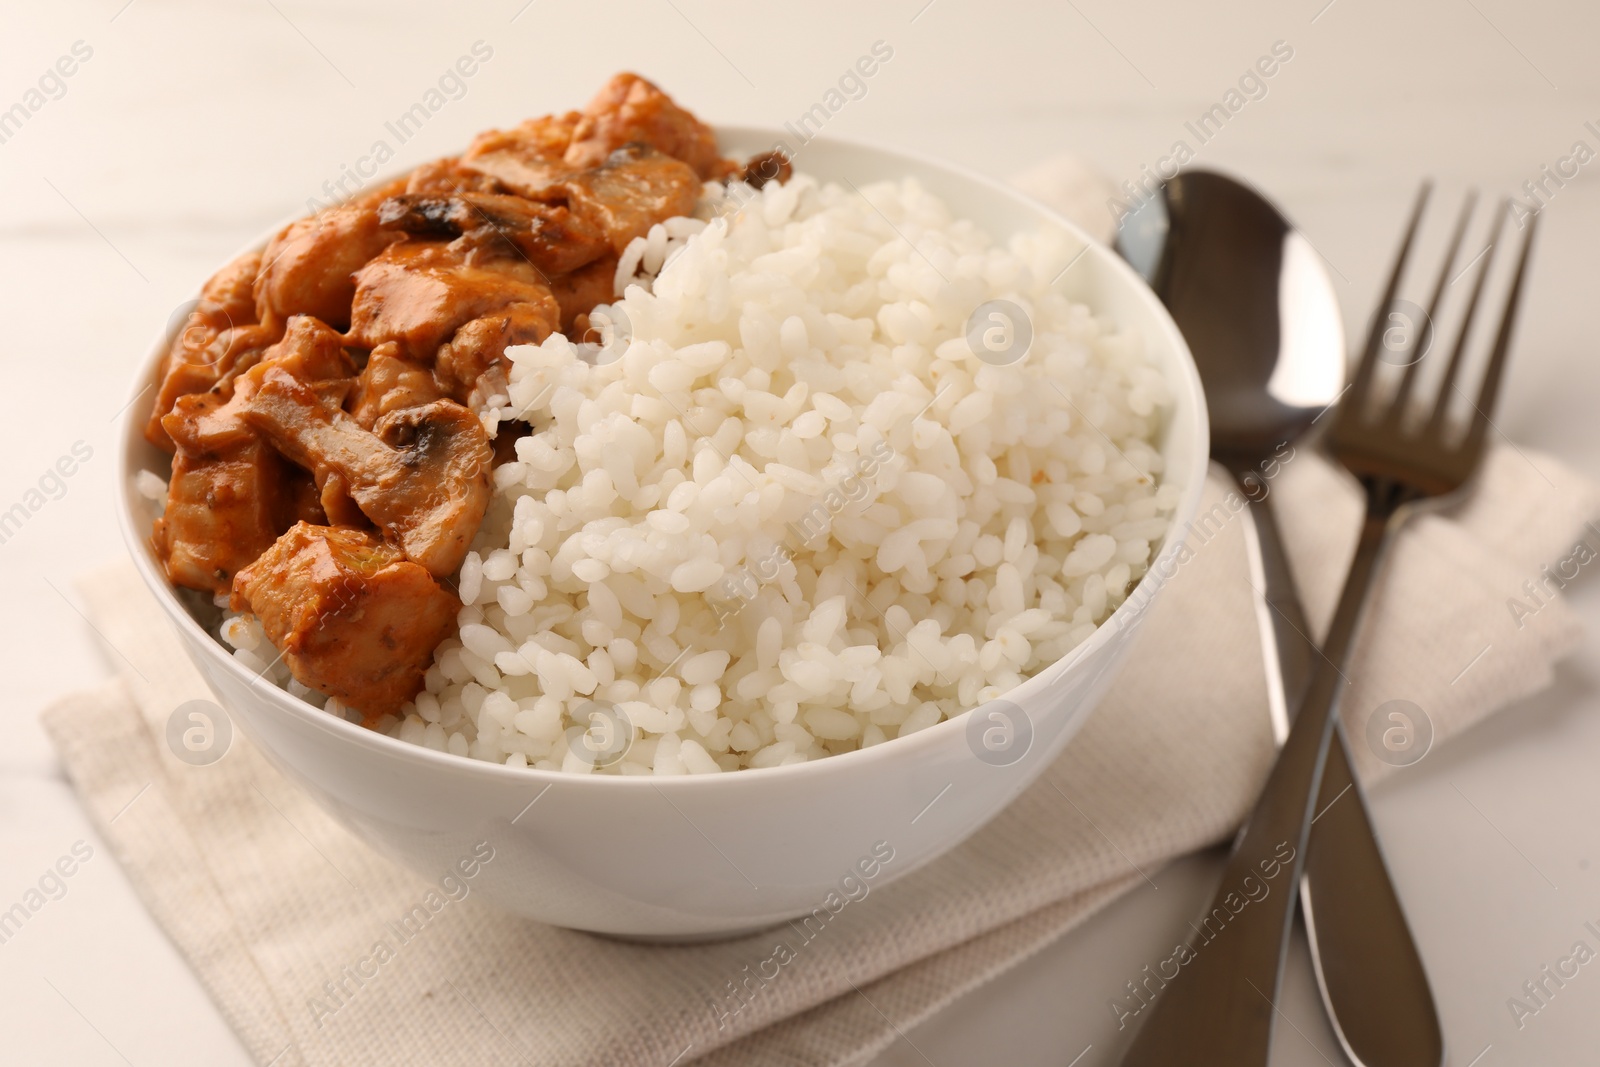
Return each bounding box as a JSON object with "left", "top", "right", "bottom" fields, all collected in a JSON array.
[
  {"left": 1349, "top": 183, "right": 1431, "bottom": 416},
  {"left": 1460, "top": 203, "right": 1538, "bottom": 459},
  {"left": 1386, "top": 190, "right": 1476, "bottom": 425},
  {"left": 1423, "top": 203, "right": 1505, "bottom": 441}
]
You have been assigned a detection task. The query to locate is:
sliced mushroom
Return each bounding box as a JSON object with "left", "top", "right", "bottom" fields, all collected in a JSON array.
[
  {"left": 555, "top": 143, "right": 701, "bottom": 254},
  {"left": 240, "top": 367, "right": 492, "bottom": 577},
  {"left": 376, "top": 192, "right": 610, "bottom": 276},
  {"left": 458, "top": 112, "right": 585, "bottom": 199}
]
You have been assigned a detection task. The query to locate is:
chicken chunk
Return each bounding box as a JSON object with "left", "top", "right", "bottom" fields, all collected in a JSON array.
[
  {"left": 549, "top": 253, "right": 621, "bottom": 333},
  {"left": 148, "top": 324, "right": 285, "bottom": 451},
  {"left": 434, "top": 302, "right": 557, "bottom": 405},
  {"left": 566, "top": 73, "right": 729, "bottom": 180},
  {"left": 145, "top": 250, "right": 273, "bottom": 451},
  {"left": 344, "top": 240, "right": 561, "bottom": 362},
  {"left": 162, "top": 318, "right": 355, "bottom": 446},
  {"left": 196, "top": 323, "right": 289, "bottom": 399},
  {"left": 252, "top": 315, "right": 359, "bottom": 386},
  {"left": 152, "top": 317, "right": 358, "bottom": 594},
  {"left": 232, "top": 523, "right": 459, "bottom": 722},
  {"left": 197, "top": 248, "right": 263, "bottom": 322},
  {"left": 241, "top": 368, "right": 492, "bottom": 576},
  {"left": 555, "top": 143, "right": 701, "bottom": 254},
  {"left": 255, "top": 198, "right": 405, "bottom": 329},
  {"left": 155, "top": 405, "right": 293, "bottom": 595},
  {"left": 286, "top": 468, "right": 331, "bottom": 527},
  {"left": 316, "top": 471, "right": 368, "bottom": 529},
  {"left": 348, "top": 343, "right": 445, "bottom": 429},
  {"left": 377, "top": 192, "right": 611, "bottom": 277}
]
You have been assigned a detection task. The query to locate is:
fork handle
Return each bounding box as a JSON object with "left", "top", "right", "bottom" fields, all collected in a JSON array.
[
  {"left": 1119, "top": 508, "right": 1394, "bottom": 1067},
  {"left": 1238, "top": 476, "right": 1442, "bottom": 1067}
]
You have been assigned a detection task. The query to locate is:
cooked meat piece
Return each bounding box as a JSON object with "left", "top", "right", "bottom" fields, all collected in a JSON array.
[
  {"left": 345, "top": 240, "right": 561, "bottom": 362},
  {"left": 232, "top": 522, "right": 459, "bottom": 722},
  {"left": 287, "top": 467, "right": 330, "bottom": 526},
  {"left": 377, "top": 192, "right": 611, "bottom": 277},
  {"left": 152, "top": 318, "right": 358, "bottom": 594},
  {"left": 556, "top": 144, "right": 700, "bottom": 254},
  {"left": 148, "top": 323, "right": 283, "bottom": 452},
  {"left": 241, "top": 368, "right": 493, "bottom": 576},
  {"left": 160, "top": 387, "right": 254, "bottom": 458},
  {"left": 252, "top": 315, "right": 359, "bottom": 385},
  {"left": 155, "top": 391, "right": 293, "bottom": 595},
  {"left": 156, "top": 439, "right": 291, "bottom": 594},
  {"left": 567, "top": 73, "right": 729, "bottom": 180},
  {"left": 199, "top": 323, "right": 289, "bottom": 398},
  {"left": 206, "top": 316, "right": 358, "bottom": 416},
  {"left": 197, "top": 248, "right": 263, "bottom": 322},
  {"left": 740, "top": 149, "right": 792, "bottom": 190},
  {"left": 254, "top": 199, "right": 405, "bottom": 329},
  {"left": 349, "top": 343, "right": 446, "bottom": 429},
  {"left": 435, "top": 302, "right": 556, "bottom": 405},
  {"left": 145, "top": 250, "right": 271, "bottom": 451},
  {"left": 317, "top": 470, "right": 368, "bottom": 528},
  {"left": 459, "top": 112, "right": 585, "bottom": 198},
  {"left": 550, "top": 253, "right": 620, "bottom": 333},
  {"left": 461, "top": 77, "right": 735, "bottom": 193},
  {"left": 164, "top": 318, "right": 355, "bottom": 449}
]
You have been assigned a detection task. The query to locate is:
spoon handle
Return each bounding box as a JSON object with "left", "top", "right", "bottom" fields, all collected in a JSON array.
[
  {"left": 1244, "top": 475, "right": 1442, "bottom": 1067},
  {"left": 1301, "top": 727, "right": 1442, "bottom": 1066},
  {"left": 1237, "top": 475, "right": 1315, "bottom": 733},
  {"left": 1119, "top": 510, "right": 1394, "bottom": 1067}
]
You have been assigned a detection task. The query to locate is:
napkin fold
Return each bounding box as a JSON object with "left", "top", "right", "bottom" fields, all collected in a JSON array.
[{"left": 43, "top": 439, "right": 1598, "bottom": 1067}]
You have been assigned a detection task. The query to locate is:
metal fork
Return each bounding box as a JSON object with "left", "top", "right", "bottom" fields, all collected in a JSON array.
[{"left": 1119, "top": 187, "right": 1538, "bottom": 1066}]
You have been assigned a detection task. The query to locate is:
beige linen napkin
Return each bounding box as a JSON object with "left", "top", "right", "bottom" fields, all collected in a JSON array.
[{"left": 42, "top": 438, "right": 1598, "bottom": 1067}]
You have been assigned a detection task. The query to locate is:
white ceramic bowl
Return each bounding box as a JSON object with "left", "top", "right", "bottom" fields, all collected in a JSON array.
[{"left": 116, "top": 127, "right": 1209, "bottom": 939}]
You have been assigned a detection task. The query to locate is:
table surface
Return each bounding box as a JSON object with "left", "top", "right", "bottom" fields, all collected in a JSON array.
[{"left": 4, "top": 1, "right": 1599, "bottom": 1064}]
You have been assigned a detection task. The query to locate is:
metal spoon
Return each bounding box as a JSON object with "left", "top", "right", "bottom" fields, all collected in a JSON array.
[{"left": 1116, "top": 170, "right": 1442, "bottom": 1067}]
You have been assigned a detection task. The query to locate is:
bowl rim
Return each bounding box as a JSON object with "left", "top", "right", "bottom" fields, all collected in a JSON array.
[{"left": 116, "top": 123, "right": 1211, "bottom": 792}]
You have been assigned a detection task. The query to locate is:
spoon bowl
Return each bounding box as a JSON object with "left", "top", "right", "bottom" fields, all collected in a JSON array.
[{"left": 1121, "top": 170, "right": 1344, "bottom": 467}]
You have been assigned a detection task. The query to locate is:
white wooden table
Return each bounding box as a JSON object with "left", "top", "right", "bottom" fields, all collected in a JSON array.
[{"left": 3, "top": 1, "right": 1597, "bottom": 1063}]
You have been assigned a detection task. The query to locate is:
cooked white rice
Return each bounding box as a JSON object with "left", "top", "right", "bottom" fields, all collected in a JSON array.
[
  {"left": 390, "top": 171, "right": 1178, "bottom": 773},
  {"left": 207, "top": 170, "right": 1179, "bottom": 772}
]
